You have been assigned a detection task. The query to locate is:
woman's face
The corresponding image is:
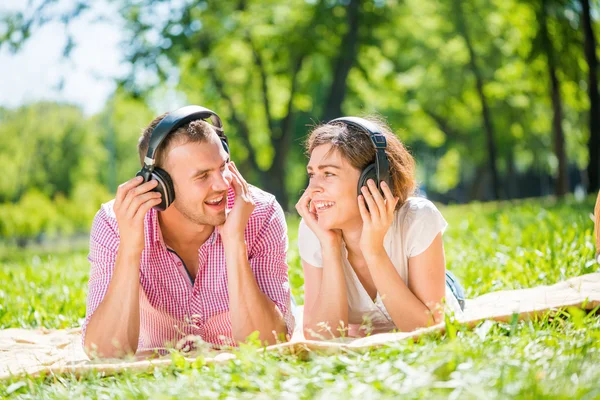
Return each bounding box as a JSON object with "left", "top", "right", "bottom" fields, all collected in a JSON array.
[{"left": 306, "top": 143, "right": 362, "bottom": 230}]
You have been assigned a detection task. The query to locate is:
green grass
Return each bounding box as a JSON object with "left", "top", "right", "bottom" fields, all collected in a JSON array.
[{"left": 1, "top": 194, "right": 599, "bottom": 399}]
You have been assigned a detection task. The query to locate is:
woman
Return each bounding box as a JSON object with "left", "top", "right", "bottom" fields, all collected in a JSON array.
[{"left": 296, "top": 116, "right": 465, "bottom": 340}]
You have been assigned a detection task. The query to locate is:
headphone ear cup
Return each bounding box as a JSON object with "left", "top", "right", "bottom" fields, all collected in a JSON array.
[
  {"left": 152, "top": 167, "right": 175, "bottom": 211},
  {"left": 358, "top": 163, "right": 378, "bottom": 196}
]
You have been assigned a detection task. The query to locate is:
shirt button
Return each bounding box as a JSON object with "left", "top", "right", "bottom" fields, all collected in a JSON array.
[{"left": 177, "top": 262, "right": 182, "bottom": 266}]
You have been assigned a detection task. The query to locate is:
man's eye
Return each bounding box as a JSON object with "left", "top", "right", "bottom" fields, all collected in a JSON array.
[
  {"left": 307, "top": 173, "right": 314, "bottom": 179},
  {"left": 325, "top": 172, "right": 335, "bottom": 177},
  {"left": 197, "top": 175, "right": 208, "bottom": 181}
]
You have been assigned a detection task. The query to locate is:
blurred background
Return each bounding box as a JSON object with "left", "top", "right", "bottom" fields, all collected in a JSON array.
[{"left": 0, "top": 0, "right": 598, "bottom": 247}]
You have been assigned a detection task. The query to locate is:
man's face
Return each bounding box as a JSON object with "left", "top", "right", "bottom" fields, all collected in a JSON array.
[
  {"left": 163, "top": 132, "right": 232, "bottom": 226},
  {"left": 306, "top": 144, "right": 362, "bottom": 230}
]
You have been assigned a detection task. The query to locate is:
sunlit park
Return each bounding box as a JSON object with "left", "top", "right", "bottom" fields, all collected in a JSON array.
[{"left": 1, "top": 0, "right": 600, "bottom": 398}]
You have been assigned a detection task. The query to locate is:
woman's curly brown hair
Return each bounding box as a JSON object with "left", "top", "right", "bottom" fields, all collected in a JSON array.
[{"left": 305, "top": 116, "right": 416, "bottom": 209}]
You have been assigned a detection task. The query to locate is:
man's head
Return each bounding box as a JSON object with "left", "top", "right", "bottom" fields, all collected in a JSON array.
[{"left": 137, "top": 113, "right": 232, "bottom": 226}]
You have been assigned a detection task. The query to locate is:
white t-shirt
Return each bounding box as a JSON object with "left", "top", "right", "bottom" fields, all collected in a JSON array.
[{"left": 298, "top": 196, "right": 463, "bottom": 336}]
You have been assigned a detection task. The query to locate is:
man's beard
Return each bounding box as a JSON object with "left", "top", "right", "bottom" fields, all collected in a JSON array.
[{"left": 174, "top": 199, "right": 227, "bottom": 226}]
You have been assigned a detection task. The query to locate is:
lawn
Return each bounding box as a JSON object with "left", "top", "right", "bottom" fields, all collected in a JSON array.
[{"left": 1, "top": 195, "right": 599, "bottom": 399}]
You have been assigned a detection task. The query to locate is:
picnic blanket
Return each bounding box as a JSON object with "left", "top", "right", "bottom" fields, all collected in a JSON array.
[{"left": 1, "top": 272, "right": 599, "bottom": 381}]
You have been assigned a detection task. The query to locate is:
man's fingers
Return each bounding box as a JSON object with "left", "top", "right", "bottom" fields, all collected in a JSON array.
[
  {"left": 230, "top": 161, "right": 249, "bottom": 196},
  {"left": 115, "top": 176, "right": 144, "bottom": 207},
  {"left": 230, "top": 170, "right": 244, "bottom": 197},
  {"left": 126, "top": 192, "right": 161, "bottom": 219},
  {"left": 134, "top": 196, "right": 163, "bottom": 221},
  {"left": 121, "top": 180, "right": 158, "bottom": 212}
]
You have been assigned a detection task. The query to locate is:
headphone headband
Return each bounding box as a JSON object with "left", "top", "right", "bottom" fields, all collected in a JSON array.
[
  {"left": 329, "top": 116, "right": 391, "bottom": 193},
  {"left": 144, "top": 105, "right": 224, "bottom": 168}
]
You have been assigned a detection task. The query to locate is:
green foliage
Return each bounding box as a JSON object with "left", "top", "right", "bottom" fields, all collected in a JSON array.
[
  {"left": 0, "top": 196, "right": 599, "bottom": 397},
  {"left": 1, "top": 0, "right": 599, "bottom": 207},
  {"left": 0, "top": 183, "right": 111, "bottom": 243}
]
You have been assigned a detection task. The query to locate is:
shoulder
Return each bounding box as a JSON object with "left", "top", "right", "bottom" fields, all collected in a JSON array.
[
  {"left": 247, "top": 185, "right": 283, "bottom": 223},
  {"left": 297, "top": 218, "right": 323, "bottom": 267},
  {"left": 397, "top": 197, "right": 448, "bottom": 257},
  {"left": 89, "top": 199, "right": 121, "bottom": 253},
  {"left": 397, "top": 196, "right": 444, "bottom": 225},
  {"left": 93, "top": 199, "right": 119, "bottom": 235}
]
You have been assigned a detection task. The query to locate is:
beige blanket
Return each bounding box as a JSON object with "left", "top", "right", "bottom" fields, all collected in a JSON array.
[{"left": 1, "top": 272, "right": 599, "bottom": 381}]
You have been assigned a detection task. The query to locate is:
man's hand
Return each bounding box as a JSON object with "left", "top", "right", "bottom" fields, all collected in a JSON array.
[
  {"left": 113, "top": 176, "right": 162, "bottom": 254},
  {"left": 295, "top": 190, "right": 342, "bottom": 248},
  {"left": 358, "top": 179, "right": 399, "bottom": 258},
  {"left": 219, "top": 161, "right": 255, "bottom": 244}
]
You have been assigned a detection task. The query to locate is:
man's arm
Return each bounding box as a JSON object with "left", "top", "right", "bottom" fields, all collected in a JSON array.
[
  {"left": 220, "top": 162, "right": 290, "bottom": 345},
  {"left": 225, "top": 239, "right": 288, "bottom": 345},
  {"left": 83, "top": 176, "right": 161, "bottom": 358}
]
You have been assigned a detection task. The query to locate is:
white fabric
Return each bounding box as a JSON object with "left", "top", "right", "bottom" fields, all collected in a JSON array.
[{"left": 298, "top": 196, "right": 463, "bottom": 335}]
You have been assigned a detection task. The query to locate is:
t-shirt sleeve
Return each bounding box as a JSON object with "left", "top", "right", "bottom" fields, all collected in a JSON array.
[
  {"left": 404, "top": 198, "right": 449, "bottom": 258},
  {"left": 297, "top": 219, "right": 324, "bottom": 268}
]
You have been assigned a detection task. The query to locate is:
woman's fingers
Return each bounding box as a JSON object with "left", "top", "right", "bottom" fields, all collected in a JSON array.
[
  {"left": 367, "top": 179, "right": 387, "bottom": 218},
  {"left": 380, "top": 181, "right": 399, "bottom": 213},
  {"left": 295, "top": 191, "right": 319, "bottom": 226},
  {"left": 361, "top": 184, "right": 380, "bottom": 219},
  {"left": 357, "top": 194, "right": 370, "bottom": 223},
  {"left": 295, "top": 191, "right": 311, "bottom": 216}
]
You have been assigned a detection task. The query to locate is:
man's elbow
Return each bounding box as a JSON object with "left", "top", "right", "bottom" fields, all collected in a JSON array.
[{"left": 83, "top": 335, "right": 137, "bottom": 359}]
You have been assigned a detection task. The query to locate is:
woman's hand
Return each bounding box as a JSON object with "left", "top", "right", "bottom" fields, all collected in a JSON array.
[
  {"left": 358, "top": 179, "right": 399, "bottom": 258},
  {"left": 295, "top": 190, "right": 342, "bottom": 248}
]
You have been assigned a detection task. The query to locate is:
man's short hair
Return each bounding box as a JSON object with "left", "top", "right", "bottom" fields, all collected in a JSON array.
[{"left": 137, "top": 113, "right": 216, "bottom": 168}]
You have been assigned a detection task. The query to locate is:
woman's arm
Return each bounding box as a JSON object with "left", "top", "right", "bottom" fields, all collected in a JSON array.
[
  {"left": 364, "top": 232, "right": 447, "bottom": 331},
  {"left": 358, "top": 179, "right": 446, "bottom": 332},
  {"left": 302, "top": 246, "right": 349, "bottom": 340}
]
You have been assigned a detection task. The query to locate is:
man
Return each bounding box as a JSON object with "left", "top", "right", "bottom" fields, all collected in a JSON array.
[{"left": 82, "top": 106, "right": 294, "bottom": 358}]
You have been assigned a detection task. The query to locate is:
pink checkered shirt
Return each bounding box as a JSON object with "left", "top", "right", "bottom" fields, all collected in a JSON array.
[{"left": 82, "top": 185, "right": 294, "bottom": 351}]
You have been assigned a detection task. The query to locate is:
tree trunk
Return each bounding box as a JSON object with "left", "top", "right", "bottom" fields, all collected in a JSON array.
[
  {"left": 580, "top": 0, "right": 600, "bottom": 193},
  {"left": 452, "top": 0, "right": 500, "bottom": 200},
  {"left": 322, "top": 0, "right": 361, "bottom": 122},
  {"left": 540, "top": 0, "right": 569, "bottom": 197},
  {"left": 270, "top": 55, "right": 305, "bottom": 210}
]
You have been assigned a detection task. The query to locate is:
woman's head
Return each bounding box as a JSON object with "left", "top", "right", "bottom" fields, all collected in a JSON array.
[{"left": 304, "top": 116, "right": 416, "bottom": 230}]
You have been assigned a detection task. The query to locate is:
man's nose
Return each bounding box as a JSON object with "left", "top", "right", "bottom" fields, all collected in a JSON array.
[{"left": 212, "top": 168, "right": 232, "bottom": 191}]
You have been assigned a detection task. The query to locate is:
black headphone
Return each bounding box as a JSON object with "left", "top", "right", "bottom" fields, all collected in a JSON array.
[
  {"left": 329, "top": 116, "right": 391, "bottom": 196},
  {"left": 136, "top": 105, "right": 230, "bottom": 211}
]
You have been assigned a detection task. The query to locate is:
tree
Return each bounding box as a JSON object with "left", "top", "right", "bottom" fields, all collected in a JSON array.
[
  {"left": 452, "top": 0, "right": 501, "bottom": 200},
  {"left": 580, "top": 0, "right": 600, "bottom": 193}
]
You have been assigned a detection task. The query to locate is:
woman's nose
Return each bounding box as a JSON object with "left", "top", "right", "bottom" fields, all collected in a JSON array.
[{"left": 307, "top": 179, "right": 323, "bottom": 194}]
